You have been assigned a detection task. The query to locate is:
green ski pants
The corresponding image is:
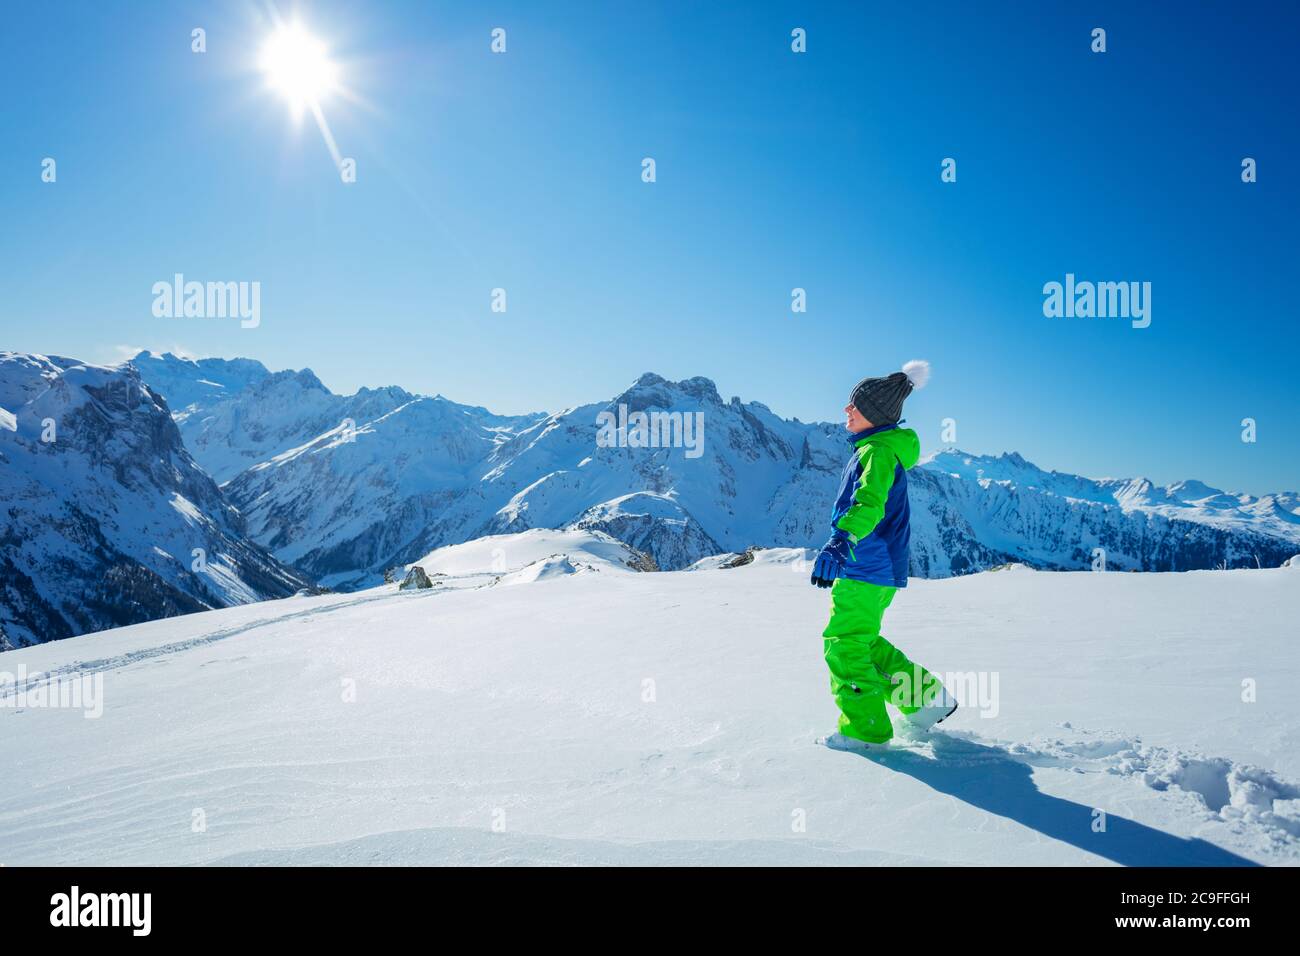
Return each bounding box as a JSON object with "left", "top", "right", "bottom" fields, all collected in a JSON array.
[{"left": 822, "top": 578, "right": 940, "bottom": 744}]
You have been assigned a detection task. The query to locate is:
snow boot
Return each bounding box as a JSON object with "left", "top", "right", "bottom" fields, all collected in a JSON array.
[
  {"left": 818, "top": 732, "right": 891, "bottom": 754},
  {"left": 901, "top": 685, "right": 959, "bottom": 733}
]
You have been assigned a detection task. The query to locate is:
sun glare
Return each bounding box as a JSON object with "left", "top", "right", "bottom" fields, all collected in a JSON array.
[{"left": 259, "top": 21, "right": 338, "bottom": 114}]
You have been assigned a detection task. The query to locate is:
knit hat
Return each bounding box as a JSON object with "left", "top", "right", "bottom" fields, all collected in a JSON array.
[{"left": 850, "top": 360, "right": 931, "bottom": 426}]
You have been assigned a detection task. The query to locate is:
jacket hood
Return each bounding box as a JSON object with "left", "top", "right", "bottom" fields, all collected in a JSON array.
[{"left": 852, "top": 425, "right": 921, "bottom": 470}]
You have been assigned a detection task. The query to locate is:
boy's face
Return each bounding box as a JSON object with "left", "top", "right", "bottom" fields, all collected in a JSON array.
[{"left": 844, "top": 402, "right": 873, "bottom": 433}]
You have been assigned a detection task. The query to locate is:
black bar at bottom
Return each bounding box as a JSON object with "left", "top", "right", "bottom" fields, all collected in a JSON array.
[{"left": 2, "top": 865, "right": 1294, "bottom": 941}]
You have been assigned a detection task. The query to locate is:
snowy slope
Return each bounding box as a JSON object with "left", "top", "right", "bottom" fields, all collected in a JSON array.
[
  {"left": 410, "top": 528, "right": 655, "bottom": 580},
  {"left": 0, "top": 353, "right": 312, "bottom": 647},
  {"left": 2, "top": 560, "right": 1297, "bottom": 866}
]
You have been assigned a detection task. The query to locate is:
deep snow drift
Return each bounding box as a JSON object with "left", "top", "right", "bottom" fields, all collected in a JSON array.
[{"left": 1, "top": 552, "right": 1297, "bottom": 866}]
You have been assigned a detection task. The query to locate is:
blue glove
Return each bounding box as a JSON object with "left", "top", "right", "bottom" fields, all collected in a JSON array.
[{"left": 810, "top": 531, "right": 854, "bottom": 588}]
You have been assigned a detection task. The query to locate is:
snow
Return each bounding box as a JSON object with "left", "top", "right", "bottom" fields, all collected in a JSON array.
[
  {"left": 2, "top": 561, "right": 1296, "bottom": 866},
  {"left": 168, "top": 492, "right": 204, "bottom": 525},
  {"left": 410, "top": 528, "right": 643, "bottom": 577},
  {"left": 687, "top": 553, "right": 743, "bottom": 571},
  {"left": 495, "top": 555, "right": 588, "bottom": 585},
  {"left": 746, "top": 546, "right": 815, "bottom": 567},
  {"left": 687, "top": 547, "right": 814, "bottom": 571}
]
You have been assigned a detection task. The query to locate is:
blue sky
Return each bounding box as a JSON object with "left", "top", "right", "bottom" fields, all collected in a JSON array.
[{"left": 1, "top": 1, "right": 1296, "bottom": 493}]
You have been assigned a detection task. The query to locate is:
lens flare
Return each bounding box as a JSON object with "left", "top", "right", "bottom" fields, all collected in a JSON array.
[{"left": 259, "top": 21, "right": 338, "bottom": 114}]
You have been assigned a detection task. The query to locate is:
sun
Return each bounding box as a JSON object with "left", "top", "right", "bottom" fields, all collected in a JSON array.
[{"left": 258, "top": 20, "right": 339, "bottom": 115}]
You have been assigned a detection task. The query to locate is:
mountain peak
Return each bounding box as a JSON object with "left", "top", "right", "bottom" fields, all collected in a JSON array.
[
  {"left": 132, "top": 349, "right": 186, "bottom": 363},
  {"left": 294, "top": 367, "right": 327, "bottom": 391},
  {"left": 621, "top": 372, "right": 720, "bottom": 404},
  {"left": 677, "top": 376, "right": 721, "bottom": 402},
  {"left": 1164, "top": 479, "right": 1227, "bottom": 501},
  {"left": 258, "top": 367, "right": 328, "bottom": 394}
]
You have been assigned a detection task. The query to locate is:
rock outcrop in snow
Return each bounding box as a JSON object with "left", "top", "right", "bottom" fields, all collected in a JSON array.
[{"left": 398, "top": 566, "right": 435, "bottom": 590}]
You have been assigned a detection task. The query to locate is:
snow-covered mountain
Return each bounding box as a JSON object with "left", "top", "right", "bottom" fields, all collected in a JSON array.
[
  {"left": 4, "top": 557, "right": 1298, "bottom": 864},
  {"left": 455, "top": 372, "right": 852, "bottom": 583},
  {"left": 136, "top": 359, "right": 852, "bottom": 587},
  {"left": 915, "top": 450, "right": 1300, "bottom": 574},
  {"left": 126, "top": 350, "right": 273, "bottom": 434},
  {"left": 129, "top": 355, "right": 1300, "bottom": 590},
  {"left": 0, "top": 353, "right": 313, "bottom": 648},
  {"left": 6, "top": 349, "right": 1296, "bottom": 644},
  {"left": 128, "top": 350, "right": 543, "bottom": 485}
]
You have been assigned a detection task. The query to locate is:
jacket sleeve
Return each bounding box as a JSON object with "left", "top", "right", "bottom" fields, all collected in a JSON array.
[{"left": 834, "top": 443, "right": 898, "bottom": 543}]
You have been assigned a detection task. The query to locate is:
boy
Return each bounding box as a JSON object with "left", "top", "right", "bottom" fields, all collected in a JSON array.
[{"left": 811, "top": 360, "right": 957, "bottom": 751}]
